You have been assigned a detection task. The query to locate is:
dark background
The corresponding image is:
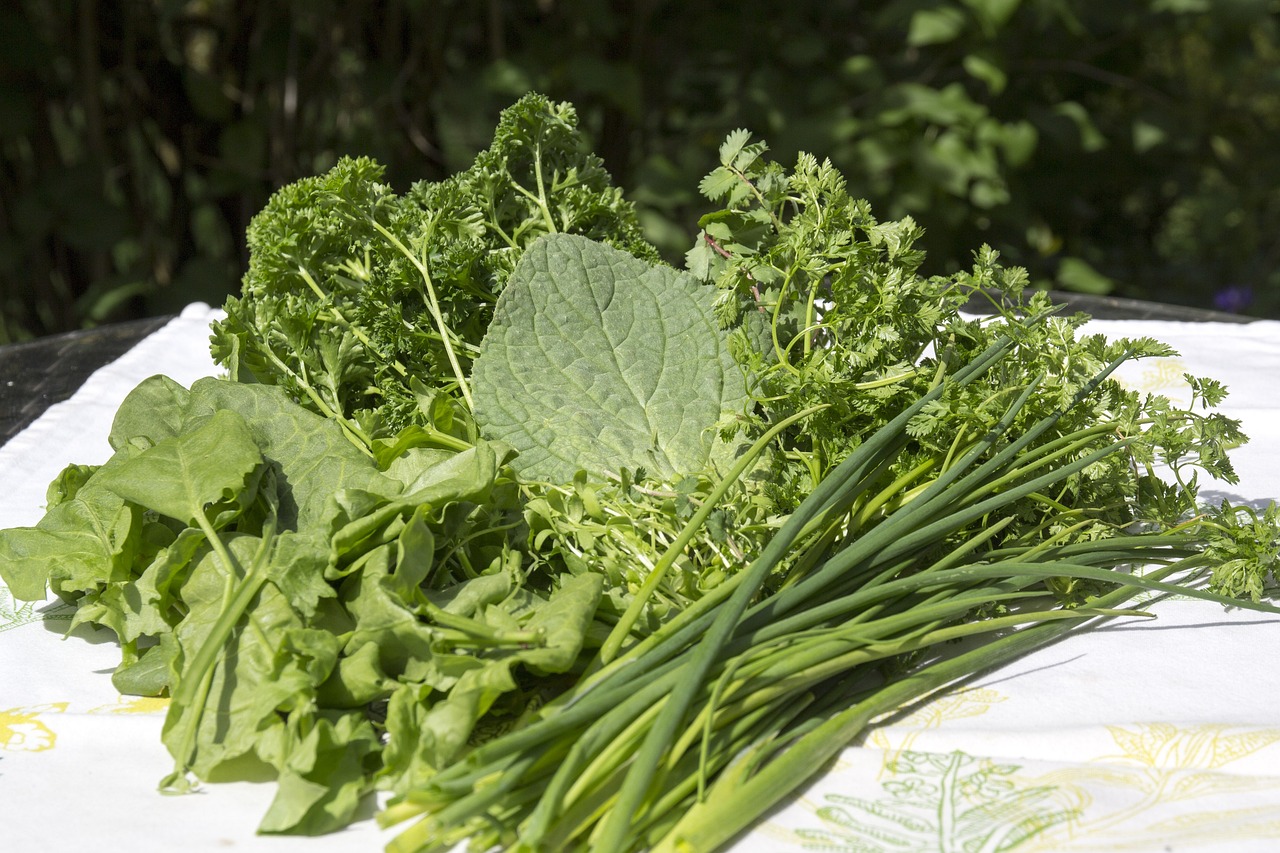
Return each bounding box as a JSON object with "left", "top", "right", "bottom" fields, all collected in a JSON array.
[{"left": 3, "top": 0, "right": 1278, "bottom": 344}]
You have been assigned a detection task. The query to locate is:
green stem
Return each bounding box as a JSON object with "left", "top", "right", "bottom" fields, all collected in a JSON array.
[
  {"left": 532, "top": 142, "right": 559, "bottom": 233},
  {"left": 242, "top": 321, "right": 374, "bottom": 455},
  {"left": 647, "top": 569, "right": 1181, "bottom": 853},
  {"left": 728, "top": 163, "right": 784, "bottom": 231},
  {"left": 296, "top": 265, "right": 409, "bottom": 378},
  {"left": 160, "top": 509, "right": 274, "bottom": 793},
  {"left": 598, "top": 403, "right": 828, "bottom": 663},
  {"left": 368, "top": 219, "right": 474, "bottom": 410}
]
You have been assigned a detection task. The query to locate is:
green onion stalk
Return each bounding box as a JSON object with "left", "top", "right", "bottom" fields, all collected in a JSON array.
[{"left": 380, "top": 334, "right": 1279, "bottom": 853}]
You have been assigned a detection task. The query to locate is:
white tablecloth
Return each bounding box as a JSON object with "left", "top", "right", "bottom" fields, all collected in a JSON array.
[{"left": 2, "top": 303, "right": 1279, "bottom": 852}]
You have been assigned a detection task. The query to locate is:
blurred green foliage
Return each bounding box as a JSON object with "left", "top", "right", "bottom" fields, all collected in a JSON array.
[{"left": 2, "top": 0, "right": 1278, "bottom": 342}]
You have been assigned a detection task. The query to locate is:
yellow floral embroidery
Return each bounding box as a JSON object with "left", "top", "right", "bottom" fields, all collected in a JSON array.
[
  {"left": 866, "top": 686, "right": 1007, "bottom": 773},
  {"left": 1114, "top": 357, "right": 1192, "bottom": 402},
  {"left": 89, "top": 695, "right": 171, "bottom": 715},
  {"left": 1102, "top": 722, "right": 1280, "bottom": 771},
  {"left": 1026, "top": 723, "right": 1280, "bottom": 850},
  {"left": 0, "top": 703, "right": 68, "bottom": 752},
  {"left": 1138, "top": 359, "right": 1190, "bottom": 393}
]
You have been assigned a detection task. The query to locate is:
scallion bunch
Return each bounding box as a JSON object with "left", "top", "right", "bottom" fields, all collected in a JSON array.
[{"left": 381, "top": 328, "right": 1278, "bottom": 852}]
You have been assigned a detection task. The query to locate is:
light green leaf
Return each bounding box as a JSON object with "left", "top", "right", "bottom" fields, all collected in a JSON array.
[
  {"left": 0, "top": 482, "right": 138, "bottom": 601},
  {"left": 379, "top": 572, "right": 604, "bottom": 784},
  {"left": 258, "top": 711, "right": 380, "bottom": 835},
  {"left": 184, "top": 379, "right": 398, "bottom": 527},
  {"left": 94, "top": 408, "right": 263, "bottom": 527},
  {"left": 426, "top": 572, "right": 512, "bottom": 617},
  {"left": 1057, "top": 257, "right": 1115, "bottom": 295},
  {"left": 389, "top": 505, "right": 436, "bottom": 596},
  {"left": 44, "top": 463, "right": 98, "bottom": 509},
  {"left": 112, "top": 643, "right": 171, "bottom": 696},
  {"left": 907, "top": 7, "right": 967, "bottom": 46},
  {"left": 514, "top": 571, "right": 604, "bottom": 674},
  {"left": 163, "top": 534, "right": 341, "bottom": 780},
  {"left": 472, "top": 234, "right": 749, "bottom": 483},
  {"left": 1053, "top": 101, "right": 1107, "bottom": 153},
  {"left": 109, "top": 374, "right": 191, "bottom": 451},
  {"left": 961, "top": 0, "right": 1022, "bottom": 28},
  {"left": 717, "top": 129, "right": 754, "bottom": 167},
  {"left": 338, "top": 545, "right": 443, "bottom": 686},
  {"left": 963, "top": 54, "right": 1007, "bottom": 95},
  {"left": 698, "top": 167, "right": 741, "bottom": 202},
  {"left": 390, "top": 443, "right": 499, "bottom": 507},
  {"left": 1133, "top": 119, "right": 1167, "bottom": 153},
  {"left": 998, "top": 120, "right": 1038, "bottom": 167},
  {"left": 267, "top": 530, "right": 335, "bottom": 620}
]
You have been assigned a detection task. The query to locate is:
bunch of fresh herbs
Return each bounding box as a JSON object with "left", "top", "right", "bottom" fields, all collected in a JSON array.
[
  {"left": 2, "top": 96, "right": 1278, "bottom": 852},
  {"left": 209, "top": 93, "right": 658, "bottom": 439}
]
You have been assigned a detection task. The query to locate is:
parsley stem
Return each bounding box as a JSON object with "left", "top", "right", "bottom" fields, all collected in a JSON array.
[
  {"left": 507, "top": 143, "right": 560, "bottom": 235},
  {"left": 368, "top": 219, "right": 475, "bottom": 411},
  {"left": 253, "top": 336, "right": 375, "bottom": 455},
  {"left": 532, "top": 141, "right": 559, "bottom": 233},
  {"left": 296, "top": 265, "right": 410, "bottom": 378}
]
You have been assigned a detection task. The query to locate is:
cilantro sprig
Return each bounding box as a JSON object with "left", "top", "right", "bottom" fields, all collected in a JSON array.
[{"left": 683, "top": 131, "right": 1256, "bottom": 580}]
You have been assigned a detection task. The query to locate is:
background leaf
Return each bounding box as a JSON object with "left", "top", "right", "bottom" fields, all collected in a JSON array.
[{"left": 4, "top": 0, "right": 1280, "bottom": 344}]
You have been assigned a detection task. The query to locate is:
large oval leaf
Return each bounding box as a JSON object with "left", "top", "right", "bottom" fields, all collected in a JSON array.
[{"left": 472, "top": 234, "right": 748, "bottom": 482}]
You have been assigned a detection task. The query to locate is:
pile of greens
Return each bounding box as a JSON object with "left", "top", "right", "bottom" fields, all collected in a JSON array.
[{"left": 2, "top": 93, "right": 1279, "bottom": 851}]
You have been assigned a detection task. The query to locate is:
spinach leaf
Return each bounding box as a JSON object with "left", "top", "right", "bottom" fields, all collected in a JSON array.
[
  {"left": 183, "top": 378, "right": 398, "bottom": 529},
  {"left": 378, "top": 571, "right": 604, "bottom": 789},
  {"left": 108, "top": 374, "right": 192, "bottom": 450},
  {"left": 472, "top": 234, "right": 749, "bottom": 483},
  {"left": 92, "top": 408, "right": 263, "bottom": 528},
  {"left": 0, "top": 482, "right": 137, "bottom": 600},
  {"left": 258, "top": 710, "right": 381, "bottom": 835}
]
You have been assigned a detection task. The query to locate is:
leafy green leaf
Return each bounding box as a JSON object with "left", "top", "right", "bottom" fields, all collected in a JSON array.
[
  {"left": 109, "top": 374, "right": 192, "bottom": 451},
  {"left": 1057, "top": 256, "right": 1115, "bottom": 295},
  {"left": 0, "top": 479, "right": 138, "bottom": 600},
  {"left": 183, "top": 378, "right": 397, "bottom": 528},
  {"left": 379, "top": 572, "right": 604, "bottom": 786},
  {"left": 472, "top": 234, "right": 749, "bottom": 482},
  {"left": 389, "top": 443, "right": 499, "bottom": 506},
  {"left": 907, "top": 7, "right": 967, "bottom": 46},
  {"left": 93, "top": 408, "right": 263, "bottom": 527},
  {"left": 258, "top": 711, "right": 381, "bottom": 835}
]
